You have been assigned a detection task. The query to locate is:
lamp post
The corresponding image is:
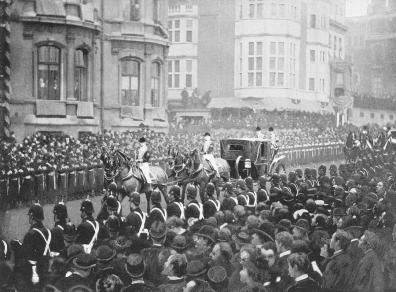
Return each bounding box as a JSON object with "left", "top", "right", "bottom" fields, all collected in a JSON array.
[{"left": 0, "top": 0, "right": 11, "bottom": 139}]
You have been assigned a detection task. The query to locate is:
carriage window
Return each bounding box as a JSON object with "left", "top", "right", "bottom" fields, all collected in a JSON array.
[
  {"left": 228, "top": 144, "right": 244, "bottom": 151},
  {"left": 391, "top": 132, "right": 396, "bottom": 139}
]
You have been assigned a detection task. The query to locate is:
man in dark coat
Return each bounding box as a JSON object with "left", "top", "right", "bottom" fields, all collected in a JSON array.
[
  {"left": 287, "top": 252, "right": 320, "bottom": 292},
  {"left": 53, "top": 253, "right": 97, "bottom": 291},
  {"left": 350, "top": 230, "right": 384, "bottom": 292},
  {"left": 141, "top": 221, "right": 168, "bottom": 287},
  {"left": 123, "top": 253, "right": 157, "bottom": 292},
  {"left": 321, "top": 230, "right": 352, "bottom": 292}
]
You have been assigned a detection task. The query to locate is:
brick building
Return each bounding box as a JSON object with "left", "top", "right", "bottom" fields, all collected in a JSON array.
[{"left": 8, "top": 0, "right": 169, "bottom": 141}]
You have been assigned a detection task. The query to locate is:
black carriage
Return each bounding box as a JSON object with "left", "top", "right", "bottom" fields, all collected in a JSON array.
[{"left": 220, "top": 138, "right": 286, "bottom": 180}]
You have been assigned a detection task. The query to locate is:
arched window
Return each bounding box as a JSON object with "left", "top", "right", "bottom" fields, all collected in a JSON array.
[
  {"left": 121, "top": 58, "right": 140, "bottom": 106},
  {"left": 74, "top": 49, "right": 88, "bottom": 101},
  {"left": 151, "top": 62, "right": 161, "bottom": 107},
  {"left": 37, "top": 45, "right": 61, "bottom": 100}
]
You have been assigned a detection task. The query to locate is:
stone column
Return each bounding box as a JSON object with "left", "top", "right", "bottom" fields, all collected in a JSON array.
[{"left": 66, "top": 31, "right": 76, "bottom": 100}]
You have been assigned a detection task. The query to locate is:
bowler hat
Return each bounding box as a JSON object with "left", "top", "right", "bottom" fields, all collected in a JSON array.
[
  {"left": 195, "top": 225, "right": 217, "bottom": 244},
  {"left": 151, "top": 190, "right": 162, "bottom": 204},
  {"left": 72, "top": 253, "right": 97, "bottom": 270},
  {"left": 207, "top": 265, "right": 228, "bottom": 286},
  {"left": 186, "top": 260, "right": 207, "bottom": 277},
  {"left": 149, "top": 221, "right": 167, "bottom": 239},
  {"left": 138, "top": 137, "right": 146, "bottom": 143},
  {"left": 95, "top": 245, "right": 116, "bottom": 262},
  {"left": 129, "top": 192, "right": 140, "bottom": 205},
  {"left": 171, "top": 235, "right": 188, "bottom": 252},
  {"left": 252, "top": 229, "right": 274, "bottom": 242},
  {"left": 125, "top": 254, "right": 145, "bottom": 278}
]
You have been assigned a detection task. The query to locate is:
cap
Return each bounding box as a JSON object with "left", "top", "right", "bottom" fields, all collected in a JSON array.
[
  {"left": 138, "top": 137, "right": 146, "bottom": 143},
  {"left": 195, "top": 225, "right": 217, "bottom": 244},
  {"left": 204, "top": 132, "right": 211, "bottom": 137},
  {"left": 151, "top": 190, "right": 162, "bottom": 204},
  {"left": 186, "top": 260, "right": 207, "bottom": 277},
  {"left": 95, "top": 245, "right": 116, "bottom": 262}
]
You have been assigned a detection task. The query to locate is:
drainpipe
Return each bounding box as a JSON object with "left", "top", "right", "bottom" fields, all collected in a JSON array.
[{"left": 100, "top": 0, "right": 104, "bottom": 132}]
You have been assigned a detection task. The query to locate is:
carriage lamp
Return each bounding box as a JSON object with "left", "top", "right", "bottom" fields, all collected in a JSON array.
[{"left": 245, "top": 159, "right": 251, "bottom": 169}]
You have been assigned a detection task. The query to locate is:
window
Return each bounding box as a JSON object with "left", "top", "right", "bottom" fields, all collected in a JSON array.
[
  {"left": 130, "top": 0, "right": 140, "bottom": 21},
  {"left": 37, "top": 45, "right": 61, "bottom": 100},
  {"left": 309, "top": 78, "right": 315, "bottom": 91},
  {"left": 186, "top": 19, "right": 193, "bottom": 42},
  {"left": 174, "top": 20, "right": 180, "bottom": 42},
  {"left": 186, "top": 74, "right": 192, "bottom": 88},
  {"left": 249, "top": 4, "right": 255, "bottom": 18},
  {"left": 249, "top": 42, "right": 255, "bottom": 55},
  {"left": 186, "top": 60, "right": 192, "bottom": 88},
  {"left": 370, "top": 113, "right": 375, "bottom": 119},
  {"left": 269, "top": 42, "right": 285, "bottom": 87},
  {"left": 390, "top": 114, "right": 394, "bottom": 120},
  {"left": 310, "top": 50, "right": 316, "bottom": 62},
  {"left": 168, "top": 60, "right": 180, "bottom": 89},
  {"left": 153, "top": 0, "right": 159, "bottom": 22},
  {"left": 310, "top": 14, "right": 316, "bottom": 28},
  {"left": 257, "top": 3, "right": 263, "bottom": 18},
  {"left": 151, "top": 62, "right": 161, "bottom": 107},
  {"left": 121, "top": 58, "right": 140, "bottom": 106},
  {"left": 186, "top": 31, "right": 192, "bottom": 42},
  {"left": 65, "top": 3, "right": 81, "bottom": 18},
  {"left": 74, "top": 49, "right": 88, "bottom": 101},
  {"left": 360, "top": 112, "right": 364, "bottom": 117},
  {"left": 247, "top": 42, "right": 263, "bottom": 87}
]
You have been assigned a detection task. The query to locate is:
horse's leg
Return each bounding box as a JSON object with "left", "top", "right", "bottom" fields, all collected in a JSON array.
[{"left": 145, "top": 190, "right": 152, "bottom": 214}]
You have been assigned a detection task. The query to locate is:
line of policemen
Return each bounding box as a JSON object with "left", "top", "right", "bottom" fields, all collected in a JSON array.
[{"left": 0, "top": 161, "right": 104, "bottom": 210}]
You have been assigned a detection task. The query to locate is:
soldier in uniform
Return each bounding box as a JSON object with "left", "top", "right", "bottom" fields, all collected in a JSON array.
[
  {"left": 221, "top": 182, "right": 238, "bottom": 212},
  {"left": 202, "top": 133, "right": 219, "bottom": 177},
  {"left": 255, "top": 126, "right": 265, "bottom": 139},
  {"left": 270, "top": 174, "right": 282, "bottom": 195},
  {"left": 75, "top": 198, "right": 100, "bottom": 254},
  {"left": 203, "top": 182, "right": 221, "bottom": 219}
]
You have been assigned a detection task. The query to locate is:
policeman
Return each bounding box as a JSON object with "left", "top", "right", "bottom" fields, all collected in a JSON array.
[
  {"left": 202, "top": 133, "right": 219, "bottom": 177},
  {"left": 147, "top": 190, "right": 168, "bottom": 226},
  {"left": 167, "top": 185, "right": 185, "bottom": 220},
  {"left": 128, "top": 192, "right": 148, "bottom": 238},
  {"left": 270, "top": 174, "right": 282, "bottom": 194},
  {"left": 75, "top": 198, "right": 99, "bottom": 254},
  {"left": 51, "top": 201, "right": 68, "bottom": 256},
  {"left": 185, "top": 184, "right": 203, "bottom": 221},
  {"left": 203, "top": 182, "right": 220, "bottom": 218},
  {"left": 20, "top": 203, "right": 51, "bottom": 286},
  {"left": 137, "top": 137, "right": 152, "bottom": 185}
]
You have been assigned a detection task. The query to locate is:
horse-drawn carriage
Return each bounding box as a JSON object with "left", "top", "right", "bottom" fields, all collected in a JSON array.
[{"left": 220, "top": 138, "right": 286, "bottom": 180}]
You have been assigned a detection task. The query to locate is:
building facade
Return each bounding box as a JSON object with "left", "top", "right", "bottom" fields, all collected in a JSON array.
[
  {"left": 9, "top": 0, "right": 169, "bottom": 141},
  {"left": 346, "top": 0, "right": 396, "bottom": 97},
  {"left": 167, "top": 0, "right": 198, "bottom": 102},
  {"left": 233, "top": 0, "right": 338, "bottom": 112}
]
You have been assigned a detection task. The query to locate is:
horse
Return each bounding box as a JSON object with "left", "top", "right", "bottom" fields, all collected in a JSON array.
[
  {"left": 100, "top": 150, "right": 168, "bottom": 213},
  {"left": 183, "top": 148, "right": 230, "bottom": 202}
]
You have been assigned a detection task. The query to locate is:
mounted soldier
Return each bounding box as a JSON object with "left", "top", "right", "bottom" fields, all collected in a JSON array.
[
  {"left": 136, "top": 137, "right": 152, "bottom": 188},
  {"left": 202, "top": 133, "right": 220, "bottom": 178}
]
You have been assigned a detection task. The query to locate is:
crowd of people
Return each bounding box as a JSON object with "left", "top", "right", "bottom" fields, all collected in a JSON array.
[
  {"left": 0, "top": 142, "right": 395, "bottom": 291},
  {"left": 353, "top": 92, "right": 396, "bottom": 111}
]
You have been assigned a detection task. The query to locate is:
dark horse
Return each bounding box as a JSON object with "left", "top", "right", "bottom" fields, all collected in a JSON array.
[
  {"left": 100, "top": 149, "right": 168, "bottom": 213},
  {"left": 167, "top": 147, "right": 230, "bottom": 202}
]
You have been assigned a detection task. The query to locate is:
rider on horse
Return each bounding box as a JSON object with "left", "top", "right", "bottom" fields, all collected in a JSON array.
[
  {"left": 202, "top": 132, "right": 220, "bottom": 178},
  {"left": 137, "top": 137, "right": 152, "bottom": 185}
]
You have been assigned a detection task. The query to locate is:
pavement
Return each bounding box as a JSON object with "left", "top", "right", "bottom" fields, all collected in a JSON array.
[{"left": 0, "top": 159, "right": 343, "bottom": 241}]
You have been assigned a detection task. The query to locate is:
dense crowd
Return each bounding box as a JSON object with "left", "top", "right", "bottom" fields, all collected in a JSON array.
[
  {"left": 0, "top": 144, "right": 396, "bottom": 292},
  {"left": 170, "top": 110, "right": 338, "bottom": 132},
  {"left": 353, "top": 92, "right": 396, "bottom": 111}
]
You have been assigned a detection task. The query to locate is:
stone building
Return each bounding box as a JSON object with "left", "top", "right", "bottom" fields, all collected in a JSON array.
[{"left": 8, "top": 0, "right": 169, "bottom": 140}]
